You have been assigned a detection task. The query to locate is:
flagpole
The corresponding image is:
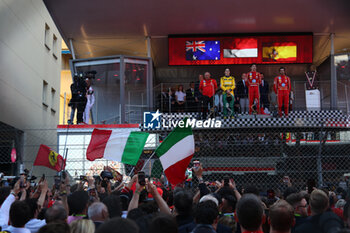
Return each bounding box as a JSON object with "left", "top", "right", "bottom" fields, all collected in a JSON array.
[
  {"left": 127, "top": 151, "right": 156, "bottom": 177},
  {"left": 60, "top": 148, "right": 68, "bottom": 173},
  {"left": 57, "top": 124, "right": 69, "bottom": 179},
  {"left": 141, "top": 151, "right": 155, "bottom": 172}
]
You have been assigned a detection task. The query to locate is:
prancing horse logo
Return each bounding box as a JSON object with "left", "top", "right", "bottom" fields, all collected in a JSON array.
[{"left": 49, "top": 151, "right": 58, "bottom": 167}]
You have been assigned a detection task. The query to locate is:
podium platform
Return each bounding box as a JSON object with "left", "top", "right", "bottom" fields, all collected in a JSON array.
[{"left": 140, "top": 110, "right": 350, "bottom": 131}]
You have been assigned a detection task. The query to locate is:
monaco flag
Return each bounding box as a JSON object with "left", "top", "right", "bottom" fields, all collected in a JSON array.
[
  {"left": 34, "top": 144, "right": 66, "bottom": 172},
  {"left": 155, "top": 121, "right": 195, "bottom": 185},
  {"left": 224, "top": 38, "right": 258, "bottom": 58}
]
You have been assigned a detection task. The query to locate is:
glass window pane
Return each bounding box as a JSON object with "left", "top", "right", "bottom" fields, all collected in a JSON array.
[
  {"left": 124, "top": 59, "right": 148, "bottom": 123},
  {"left": 75, "top": 63, "right": 121, "bottom": 124}
]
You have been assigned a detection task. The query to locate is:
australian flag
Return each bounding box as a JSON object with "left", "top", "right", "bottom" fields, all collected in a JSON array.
[{"left": 185, "top": 41, "right": 220, "bottom": 61}]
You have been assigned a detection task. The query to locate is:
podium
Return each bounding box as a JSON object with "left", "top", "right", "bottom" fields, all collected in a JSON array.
[{"left": 305, "top": 89, "right": 321, "bottom": 111}]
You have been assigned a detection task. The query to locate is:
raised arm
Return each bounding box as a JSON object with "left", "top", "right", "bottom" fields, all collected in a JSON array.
[
  {"left": 37, "top": 179, "right": 48, "bottom": 209},
  {"left": 0, "top": 180, "right": 20, "bottom": 227},
  {"left": 147, "top": 182, "right": 171, "bottom": 215},
  {"left": 127, "top": 177, "right": 144, "bottom": 212}
]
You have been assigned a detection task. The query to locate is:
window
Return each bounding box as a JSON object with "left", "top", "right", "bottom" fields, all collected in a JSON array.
[
  {"left": 51, "top": 87, "right": 56, "bottom": 113},
  {"left": 42, "top": 81, "right": 48, "bottom": 107},
  {"left": 52, "top": 34, "right": 58, "bottom": 59},
  {"left": 45, "top": 23, "right": 50, "bottom": 50}
]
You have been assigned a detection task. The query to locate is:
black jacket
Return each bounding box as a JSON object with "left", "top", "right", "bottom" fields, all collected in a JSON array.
[
  {"left": 294, "top": 211, "right": 343, "bottom": 233},
  {"left": 177, "top": 215, "right": 196, "bottom": 233},
  {"left": 186, "top": 88, "right": 196, "bottom": 103},
  {"left": 236, "top": 80, "right": 248, "bottom": 99},
  {"left": 291, "top": 215, "right": 308, "bottom": 233},
  {"left": 69, "top": 79, "right": 87, "bottom": 105},
  {"left": 194, "top": 81, "right": 203, "bottom": 99},
  {"left": 192, "top": 224, "right": 216, "bottom": 233},
  {"left": 259, "top": 80, "right": 269, "bottom": 102}
]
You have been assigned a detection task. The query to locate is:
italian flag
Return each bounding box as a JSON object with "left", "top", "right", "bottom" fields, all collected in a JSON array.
[
  {"left": 86, "top": 129, "right": 149, "bottom": 165},
  {"left": 155, "top": 122, "right": 195, "bottom": 185}
]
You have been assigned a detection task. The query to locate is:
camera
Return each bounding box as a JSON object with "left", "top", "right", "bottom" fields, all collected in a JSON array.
[
  {"left": 86, "top": 70, "right": 97, "bottom": 79},
  {"left": 100, "top": 171, "right": 114, "bottom": 189},
  {"left": 101, "top": 171, "right": 113, "bottom": 180}
]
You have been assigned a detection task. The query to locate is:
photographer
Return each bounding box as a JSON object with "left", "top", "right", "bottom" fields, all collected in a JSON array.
[{"left": 68, "top": 73, "right": 87, "bottom": 124}]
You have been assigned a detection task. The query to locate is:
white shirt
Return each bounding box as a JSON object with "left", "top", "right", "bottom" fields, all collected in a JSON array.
[
  {"left": 2, "top": 226, "right": 31, "bottom": 233},
  {"left": 0, "top": 194, "right": 44, "bottom": 233},
  {"left": 0, "top": 193, "right": 15, "bottom": 227},
  {"left": 86, "top": 86, "right": 95, "bottom": 105},
  {"left": 25, "top": 219, "right": 46, "bottom": 233},
  {"left": 121, "top": 211, "right": 128, "bottom": 219},
  {"left": 175, "top": 91, "right": 186, "bottom": 101}
]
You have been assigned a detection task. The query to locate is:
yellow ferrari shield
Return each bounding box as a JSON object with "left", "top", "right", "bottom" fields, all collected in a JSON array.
[{"left": 49, "top": 151, "right": 58, "bottom": 167}]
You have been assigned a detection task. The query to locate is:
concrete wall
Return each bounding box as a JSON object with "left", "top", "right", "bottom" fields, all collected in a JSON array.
[{"left": 0, "top": 0, "right": 62, "bottom": 176}]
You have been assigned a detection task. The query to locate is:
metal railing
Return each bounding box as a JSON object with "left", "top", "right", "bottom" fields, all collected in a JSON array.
[{"left": 153, "top": 80, "right": 350, "bottom": 114}]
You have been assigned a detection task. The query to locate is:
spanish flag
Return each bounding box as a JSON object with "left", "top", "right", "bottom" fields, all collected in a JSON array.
[
  {"left": 34, "top": 144, "right": 66, "bottom": 172},
  {"left": 262, "top": 42, "right": 297, "bottom": 62}
]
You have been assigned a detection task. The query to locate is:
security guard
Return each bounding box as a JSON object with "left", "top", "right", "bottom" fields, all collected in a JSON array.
[{"left": 220, "top": 68, "right": 236, "bottom": 118}]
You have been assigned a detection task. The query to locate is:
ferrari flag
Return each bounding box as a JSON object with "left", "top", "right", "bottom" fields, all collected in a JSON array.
[{"left": 34, "top": 144, "right": 66, "bottom": 172}]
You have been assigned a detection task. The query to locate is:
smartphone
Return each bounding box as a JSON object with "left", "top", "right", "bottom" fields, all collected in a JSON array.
[
  {"left": 307, "top": 179, "right": 316, "bottom": 194},
  {"left": 42, "top": 174, "right": 45, "bottom": 180},
  {"left": 54, "top": 175, "right": 61, "bottom": 189},
  {"left": 138, "top": 171, "right": 146, "bottom": 186},
  {"left": 62, "top": 171, "right": 66, "bottom": 180},
  {"left": 223, "top": 175, "right": 229, "bottom": 187},
  {"left": 19, "top": 175, "right": 26, "bottom": 188}
]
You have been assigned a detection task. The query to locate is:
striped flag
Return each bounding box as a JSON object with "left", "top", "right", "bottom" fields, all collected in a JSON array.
[
  {"left": 155, "top": 122, "right": 195, "bottom": 185},
  {"left": 224, "top": 38, "right": 258, "bottom": 58},
  {"left": 262, "top": 42, "right": 297, "bottom": 62},
  {"left": 86, "top": 129, "right": 149, "bottom": 165}
]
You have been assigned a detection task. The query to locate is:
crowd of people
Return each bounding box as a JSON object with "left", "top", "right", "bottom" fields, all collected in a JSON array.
[
  {"left": 0, "top": 164, "right": 350, "bottom": 233},
  {"left": 157, "top": 64, "right": 295, "bottom": 118}
]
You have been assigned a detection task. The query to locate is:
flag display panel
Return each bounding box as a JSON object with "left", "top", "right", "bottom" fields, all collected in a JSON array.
[{"left": 168, "top": 34, "right": 312, "bottom": 65}]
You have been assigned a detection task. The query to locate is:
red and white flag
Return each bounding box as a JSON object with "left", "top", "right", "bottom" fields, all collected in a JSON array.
[{"left": 224, "top": 38, "right": 258, "bottom": 58}]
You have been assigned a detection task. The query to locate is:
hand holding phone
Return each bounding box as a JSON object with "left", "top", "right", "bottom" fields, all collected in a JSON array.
[
  {"left": 138, "top": 171, "right": 146, "bottom": 186},
  {"left": 223, "top": 175, "right": 229, "bottom": 187}
]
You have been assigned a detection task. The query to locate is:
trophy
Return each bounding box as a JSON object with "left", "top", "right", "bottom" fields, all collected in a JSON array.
[{"left": 305, "top": 70, "right": 317, "bottom": 90}]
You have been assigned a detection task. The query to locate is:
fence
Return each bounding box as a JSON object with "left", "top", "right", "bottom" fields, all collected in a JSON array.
[{"left": 1, "top": 113, "right": 350, "bottom": 193}]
